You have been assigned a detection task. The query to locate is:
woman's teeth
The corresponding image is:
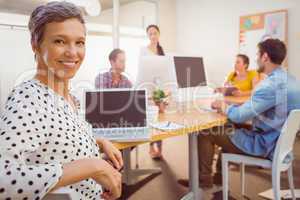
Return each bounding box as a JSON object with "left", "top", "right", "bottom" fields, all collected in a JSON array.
[{"left": 60, "top": 61, "right": 77, "bottom": 68}]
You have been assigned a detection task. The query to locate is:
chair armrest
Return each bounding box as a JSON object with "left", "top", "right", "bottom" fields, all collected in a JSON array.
[{"left": 43, "top": 187, "right": 79, "bottom": 200}]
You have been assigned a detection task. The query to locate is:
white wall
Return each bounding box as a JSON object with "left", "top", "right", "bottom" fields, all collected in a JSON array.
[
  {"left": 176, "top": 0, "right": 300, "bottom": 86},
  {"left": 158, "top": 0, "right": 177, "bottom": 52},
  {"left": 0, "top": 17, "right": 35, "bottom": 112},
  {"left": 90, "top": 1, "right": 156, "bottom": 28}
]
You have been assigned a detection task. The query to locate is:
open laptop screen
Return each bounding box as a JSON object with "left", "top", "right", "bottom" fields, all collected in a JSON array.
[
  {"left": 174, "top": 56, "right": 207, "bottom": 88},
  {"left": 85, "top": 90, "right": 146, "bottom": 128}
]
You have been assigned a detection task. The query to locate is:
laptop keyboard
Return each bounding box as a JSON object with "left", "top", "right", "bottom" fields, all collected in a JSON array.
[{"left": 93, "top": 127, "right": 150, "bottom": 142}]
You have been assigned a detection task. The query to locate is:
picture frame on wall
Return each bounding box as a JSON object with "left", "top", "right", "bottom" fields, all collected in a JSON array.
[{"left": 239, "top": 10, "right": 288, "bottom": 69}]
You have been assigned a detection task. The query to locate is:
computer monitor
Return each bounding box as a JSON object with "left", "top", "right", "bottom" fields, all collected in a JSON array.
[
  {"left": 135, "top": 56, "right": 177, "bottom": 94},
  {"left": 85, "top": 89, "right": 147, "bottom": 129},
  {"left": 173, "top": 56, "right": 207, "bottom": 88}
]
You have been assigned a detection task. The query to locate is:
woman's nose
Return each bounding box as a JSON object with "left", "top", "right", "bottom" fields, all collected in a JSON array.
[{"left": 65, "top": 44, "right": 77, "bottom": 57}]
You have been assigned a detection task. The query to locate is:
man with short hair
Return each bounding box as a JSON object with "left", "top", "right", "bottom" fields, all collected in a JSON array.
[
  {"left": 95, "top": 48, "right": 132, "bottom": 89},
  {"left": 179, "top": 39, "right": 300, "bottom": 188}
]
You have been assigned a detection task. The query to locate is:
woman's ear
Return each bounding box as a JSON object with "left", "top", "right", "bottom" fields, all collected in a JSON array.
[
  {"left": 31, "top": 42, "right": 40, "bottom": 61},
  {"left": 31, "top": 42, "right": 37, "bottom": 54}
]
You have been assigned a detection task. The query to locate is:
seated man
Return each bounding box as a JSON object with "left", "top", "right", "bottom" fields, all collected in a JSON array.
[
  {"left": 95, "top": 48, "right": 132, "bottom": 89},
  {"left": 179, "top": 38, "right": 300, "bottom": 188}
]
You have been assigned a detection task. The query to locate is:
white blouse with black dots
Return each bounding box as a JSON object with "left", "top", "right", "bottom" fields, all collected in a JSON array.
[{"left": 0, "top": 79, "right": 102, "bottom": 200}]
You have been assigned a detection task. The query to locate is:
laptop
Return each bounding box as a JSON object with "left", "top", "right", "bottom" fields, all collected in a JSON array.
[
  {"left": 85, "top": 89, "right": 151, "bottom": 142},
  {"left": 173, "top": 56, "right": 216, "bottom": 101}
]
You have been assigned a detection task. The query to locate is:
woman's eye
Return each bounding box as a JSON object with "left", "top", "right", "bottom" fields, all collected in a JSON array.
[
  {"left": 54, "top": 39, "right": 64, "bottom": 45},
  {"left": 76, "top": 41, "right": 85, "bottom": 46}
]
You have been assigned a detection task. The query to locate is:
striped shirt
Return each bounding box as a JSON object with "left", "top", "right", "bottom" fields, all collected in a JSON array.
[{"left": 95, "top": 70, "right": 132, "bottom": 89}]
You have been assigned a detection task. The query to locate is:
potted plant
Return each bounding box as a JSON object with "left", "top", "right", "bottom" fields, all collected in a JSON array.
[{"left": 152, "top": 89, "right": 168, "bottom": 113}]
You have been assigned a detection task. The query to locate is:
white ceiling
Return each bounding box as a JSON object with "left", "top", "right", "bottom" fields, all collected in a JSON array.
[{"left": 0, "top": 0, "right": 139, "bottom": 16}]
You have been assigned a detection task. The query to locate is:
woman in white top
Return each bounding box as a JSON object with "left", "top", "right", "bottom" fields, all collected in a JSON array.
[
  {"left": 140, "top": 24, "right": 165, "bottom": 57},
  {"left": 0, "top": 2, "right": 122, "bottom": 200},
  {"left": 140, "top": 25, "right": 165, "bottom": 159}
]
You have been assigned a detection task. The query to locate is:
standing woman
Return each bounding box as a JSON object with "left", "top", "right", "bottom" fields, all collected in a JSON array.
[
  {"left": 0, "top": 2, "right": 122, "bottom": 200},
  {"left": 140, "top": 24, "right": 165, "bottom": 56},
  {"left": 140, "top": 24, "right": 165, "bottom": 159}
]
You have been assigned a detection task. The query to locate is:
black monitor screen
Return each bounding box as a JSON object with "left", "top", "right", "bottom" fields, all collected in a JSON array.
[
  {"left": 174, "top": 56, "right": 207, "bottom": 88},
  {"left": 85, "top": 90, "right": 146, "bottom": 128}
]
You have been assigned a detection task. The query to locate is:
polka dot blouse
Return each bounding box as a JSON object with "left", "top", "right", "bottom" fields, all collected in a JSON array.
[{"left": 0, "top": 79, "right": 102, "bottom": 200}]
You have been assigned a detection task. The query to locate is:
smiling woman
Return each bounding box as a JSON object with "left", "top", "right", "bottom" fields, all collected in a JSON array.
[
  {"left": 29, "top": 2, "right": 86, "bottom": 99},
  {"left": 0, "top": 2, "right": 123, "bottom": 200},
  {"left": 34, "top": 18, "right": 86, "bottom": 78}
]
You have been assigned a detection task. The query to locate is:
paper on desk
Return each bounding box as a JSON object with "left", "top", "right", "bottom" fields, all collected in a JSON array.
[
  {"left": 149, "top": 121, "right": 185, "bottom": 131},
  {"left": 198, "top": 105, "right": 217, "bottom": 112}
]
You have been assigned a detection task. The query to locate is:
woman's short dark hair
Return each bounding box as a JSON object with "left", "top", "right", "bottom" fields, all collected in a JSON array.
[
  {"left": 146, "top": 24, "right": 165, "bottom": 56},
  {"left": 237, "top": 54, "right": 250, "bottom": 69},
  {"left": 109, "top": 48, "right": 124, "bottom": 62},
  {"left": 28, "top": 1, "right": 85, "bottom": 47},
  {"left": 258, "top": 39, "right": 287, "bottom": 65}
]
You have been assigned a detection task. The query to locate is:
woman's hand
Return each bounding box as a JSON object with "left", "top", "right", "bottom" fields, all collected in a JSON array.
[
  {"left": 224, "top": 81, "right": 233, "bottom": 87},
  {"left": 232, "top": 90, "right": 250, "bottom": 97},
  {"left": 97, "top": 139, "right": 123, "bottom": 171},
  {"left": 92, "top": 159, "right": 122, "bottom": 200},
  {"left": 211, "top": 100, "right": 228, "bottom": 114},
  {"left": 232, "top": 90, "right": 243, "bottom": 97},
  {"left": 214, "top": 87, "right": 226, "bottom": 94},
  {"left": 54, "top": 158, "right": 122, "bottom": 200}
]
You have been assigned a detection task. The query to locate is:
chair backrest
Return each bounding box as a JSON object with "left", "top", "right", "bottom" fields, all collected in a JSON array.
[{"left": 273, "top": 109, "right": 300, "bottom": 165}]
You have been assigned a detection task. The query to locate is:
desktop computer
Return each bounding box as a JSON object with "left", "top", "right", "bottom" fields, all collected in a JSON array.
[
  {"left": 135, "top": 55, "right": 178, "bottom": 95},
  {"left": 174, "top": 56, "right": 207, "bottom": 88},
  {"left": 173, "top": 56, "right": 216, "bottom": 101}
]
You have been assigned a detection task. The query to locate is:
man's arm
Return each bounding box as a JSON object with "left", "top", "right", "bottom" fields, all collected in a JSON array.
[{"left": 226, "top": 84, "right": 276, "bottom": 123}]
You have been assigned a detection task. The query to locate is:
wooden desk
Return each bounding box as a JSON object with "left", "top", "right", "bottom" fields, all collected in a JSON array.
[
  {"left": 114, "top": 96, "right": 246, "bottom": 200},
  {"left": 114, "top": 100, "right": 227, "bottom": 150},
  {"left": 114, "top": 95, "right": 249, "bottom": 149}
]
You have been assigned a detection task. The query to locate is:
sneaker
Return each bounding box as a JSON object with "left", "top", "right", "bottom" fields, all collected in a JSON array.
[
  {"left": 149, "top": 149, "right": 162, "bottom": 160},
  {"left": 151, "top": 151, "right": 163, "bottom": 160}
]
